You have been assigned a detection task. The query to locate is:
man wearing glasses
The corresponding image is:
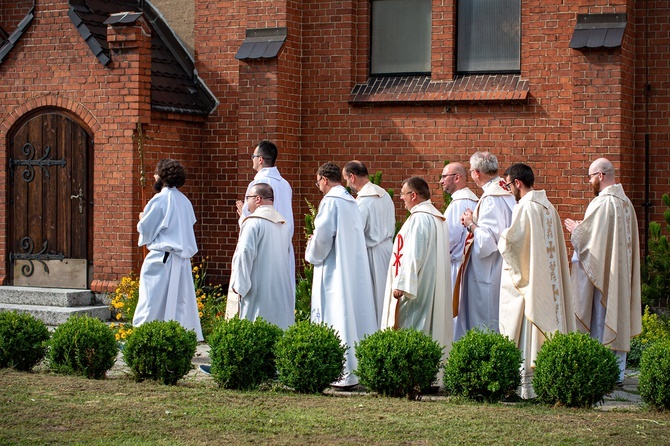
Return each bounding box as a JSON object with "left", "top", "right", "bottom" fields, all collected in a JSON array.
[
  {"left": 306, "top": 162, "right": 377, "bottom": 389},
  {"left": 498, "top": 163, "right": 574, "bottom": 398},
  {"left": 236, "top": 140, "right": 295, "bottom": 301},
  {"left": 455, "top": 151, "right": 516, "bottom": 341},
  {"left": 380, "top": 176, "right": 452, "bottom": 375},
  {"left": 564, "top": 158, "right": 642, "bottom": 384},
  {"left": 439, "top": 162, "right": 479, "bottom": 297},
  {"left": 227, "top": 183, "right": 294, "bottom": 330}
]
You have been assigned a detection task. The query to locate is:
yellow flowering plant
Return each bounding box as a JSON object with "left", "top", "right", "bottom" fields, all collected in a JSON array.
[
  {"left": 109, "top": 322, "right": 134, "bottom": 342},
  {"left": 109, "top": 272, "right": 140, "bottom": 323},
  {"left": 108, "top": 259, "right": 226, "bottom": 341}
]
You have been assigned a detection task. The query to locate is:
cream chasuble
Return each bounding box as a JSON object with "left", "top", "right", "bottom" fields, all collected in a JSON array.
[
  {"left": 570, "top": 184, "right": 642, "bottom": 353},
  {"left": 381, "top": 200, "right": 453, "bottom": 360},
  {"left": 498, "top": 190, "right": 575, "bottom": 398}
]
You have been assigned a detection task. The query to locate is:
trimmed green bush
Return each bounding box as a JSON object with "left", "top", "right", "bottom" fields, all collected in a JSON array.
[
  {"left": 208, "top": 317, "right": 283, "bottom": 390},
  {"left": 627, "top": 306, "right": 670, "bottom": 369},
  {"left": 0, "top": 311, "right": 50, "bottom": 371},
  {"left": 444, "top": 329, "right": 522, "bottom": 402},
  {"left": 123, "top": 320, "right": 198, "bottom": 385},
  {"left": 355, "top": 328, "right": 443, "bottom": 400},
  {"left": 639, "top": 340, "right": 670, "bottom": 410},
  {"left": 275, "top": 320, "right": 346, "bottom": 393},
  {"left": 48, "top": 316, "right": 118, "bottom": 379},
  {"left": 533, "top": 332, "right": 619, "bottom": 408}
]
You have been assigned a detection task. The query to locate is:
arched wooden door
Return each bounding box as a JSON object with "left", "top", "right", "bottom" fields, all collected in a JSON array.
[{"left": 8, "top": 110, "right": 91, "bottom": 288}]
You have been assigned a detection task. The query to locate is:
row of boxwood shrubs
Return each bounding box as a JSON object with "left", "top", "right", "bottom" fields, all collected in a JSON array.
[{"left": 3, "top": 310, "right": 670, "bottom": 409}]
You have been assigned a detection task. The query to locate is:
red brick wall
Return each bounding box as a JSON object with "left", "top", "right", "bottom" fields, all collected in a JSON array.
[
  {"left": 0, "top": 0, "right": 207, "bottom": 290},
  {"left": 0, "top": 0, "right": 33, "bottom": 33},
  {"left": 194, "top": 0, "right": 669, "bottom": 283},
  {"left": 2, "top": 0, "right": 669, "bottom": 289},
  {"left": 635, "top": 0, "right": 670, "bottom": 254}
]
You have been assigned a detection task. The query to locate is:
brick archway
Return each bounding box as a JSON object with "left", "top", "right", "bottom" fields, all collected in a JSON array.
[{"left": 0, "top": 94, "right": 100, "bottom": 285}]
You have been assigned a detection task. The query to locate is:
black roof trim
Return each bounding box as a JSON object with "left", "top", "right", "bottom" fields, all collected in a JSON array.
[
  {"left": 67, "top": 0, "right": 218, "bottom": 115},
  {"left": 235, "top": 27, "right": 287, "bottom": 60},
  {"left": 0, "top": 8, "right": 35, "bottom": 65},
  {"left": 570, "top": 13, "right": 627, "bottom": 49}
]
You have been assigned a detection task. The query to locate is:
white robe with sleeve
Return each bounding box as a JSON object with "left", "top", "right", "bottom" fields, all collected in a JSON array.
[
  {"left": 356, "top": 181, "right": 396, "bottom": 327},
  {"left": 305, "top": 185, "right": 377, "bottom": 387},
  {"left": 570, "top": 184, "right": 642, "bottom": 380},
  {"left": 454, "top": 178, "right": 515, "bottom": 341},
  {"left": 239, "top": 167, "right": 295, "bottom": 300},
  {"left": 229, "top": 205, "right": 295, "bottom": 330},
  {"left": 498, "top": 190, "right": 575, "bottom": 399},
  {"left": 444, "top": 187, "right": 479, "bottom": 295},
  {"left": 380, "top": 200, "right": 453, "bottom": 362},
  {"left": 133, "top": 187, "right": 203, "bottom": 341}
]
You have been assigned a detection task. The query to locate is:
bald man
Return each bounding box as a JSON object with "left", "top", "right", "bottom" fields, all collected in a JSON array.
[
  {"left": 439, "top": 162, "right": 478, "bottom": 296},
  {"left": 565, "top": 158, "right": 642, "bottom": 383}
]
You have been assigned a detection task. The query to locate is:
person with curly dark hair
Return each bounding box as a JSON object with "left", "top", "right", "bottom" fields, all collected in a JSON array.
[{"left": 133, "top": 159, "right": 203, "bottom": 341}]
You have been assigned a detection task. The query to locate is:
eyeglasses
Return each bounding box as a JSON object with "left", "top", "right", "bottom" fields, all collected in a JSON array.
[
  {"left": 587, "top": 172, "right": 601, "bottom": 179},
  {"left": 245, "top": 195, "right": 260, "bottom": 200},
  {"left": 315, "top": 177, "right": 324, "bottom": 188},
  {"left": 504, "top": 180, "right": 515, "bottom": 189},
  {"left": 440, "top": 173, "right": 457, "bottom": 180},
  {"left": 399, "top": 190, "right": 415, "bottom": 198},
  {"left": 251, "top": 154, "right": 262, "bottom": 160}
]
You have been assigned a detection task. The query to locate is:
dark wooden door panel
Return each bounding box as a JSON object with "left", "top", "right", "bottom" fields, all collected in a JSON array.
[{"left": 8, "top": 111, "right": 89, "bottom": 288}]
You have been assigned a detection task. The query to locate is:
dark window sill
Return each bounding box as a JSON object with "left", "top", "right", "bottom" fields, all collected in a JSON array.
[{"left": 348, "top": 74, "right": 529, "bottom": 105}]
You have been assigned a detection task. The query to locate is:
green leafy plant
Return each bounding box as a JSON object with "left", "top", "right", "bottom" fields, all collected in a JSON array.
[
  {"left": 627, "top": 306, "right": 670, "bottom": 368},
  {"left": 0, "top": 311, "right": 50, "bottom": 371},
  {"left": 639, "top": 339, "right": 670, "bottom": 410},
  {"left": 443, "top": 329, "right": 522, "bottom": 402},
  {"left": 642, "top": 193, "right": 670, "bottom": 309},
  {"left": 355, "top": 328, "right": 443, "bottom": 400},
  {"left": 533, "top": 332, "right": 619, "bottom": 408},
  {"left": 193, "top": 257, "right": 227, "bottom": 340},
  {"left": 275, "top": 320, "right": 346, "bottom": 393},
  {"left": 123, "top": 320, "right": 197, "bottom": 385},
  {"left": 295, "top": 199, "right": 318, "bottom": 322},
  {"left": 208, "top": 317, "right": 283, "bottom": 390},
  {"left": 48, "top": 316, "right": 118, "bottom": 379}
]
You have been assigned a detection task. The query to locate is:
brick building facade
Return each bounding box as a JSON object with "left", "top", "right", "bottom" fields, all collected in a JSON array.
[{"left": 0, "top": 0, "right": 668, "bottom": 291}]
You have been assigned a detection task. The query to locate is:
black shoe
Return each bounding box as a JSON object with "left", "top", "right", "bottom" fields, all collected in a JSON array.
[{"left": 199, "top": 365, "right": 212, "bottom": 375}]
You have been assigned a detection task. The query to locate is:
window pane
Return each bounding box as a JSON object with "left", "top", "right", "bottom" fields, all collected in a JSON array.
[
  {"left": 457, "top": 0, "right": 520, "bottom": 73},
  {"left": 371, "top": 0, "right": 432, "bottom": 75}
]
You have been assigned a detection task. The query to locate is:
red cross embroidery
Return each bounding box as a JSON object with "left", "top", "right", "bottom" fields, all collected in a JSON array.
[{"left": 393, "top": 234, "right": 404, "bottom": 276}]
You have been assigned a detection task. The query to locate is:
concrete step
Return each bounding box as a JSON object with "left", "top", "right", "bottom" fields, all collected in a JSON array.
[
  {"left": 0, "top": 286, "right": 94, "bottom": 307},
  {"left": 0, "top": 302, "right": 111, "bottom": 326}
]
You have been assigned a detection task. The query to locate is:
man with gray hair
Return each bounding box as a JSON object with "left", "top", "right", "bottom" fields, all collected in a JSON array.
[
  {"left": 564, "top": 158, "right": 642, "bottom": 383},
  {"left": 343, "top": 160, "right": 396, "bottom": 327},
  {"left": 454, "top": 152, "right": 516, "bottom": 340}
]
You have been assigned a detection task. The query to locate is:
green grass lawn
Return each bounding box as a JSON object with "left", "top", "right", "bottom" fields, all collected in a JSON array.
[{"left": 1, "top": 369, "right": 669, "bottom": 445}]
